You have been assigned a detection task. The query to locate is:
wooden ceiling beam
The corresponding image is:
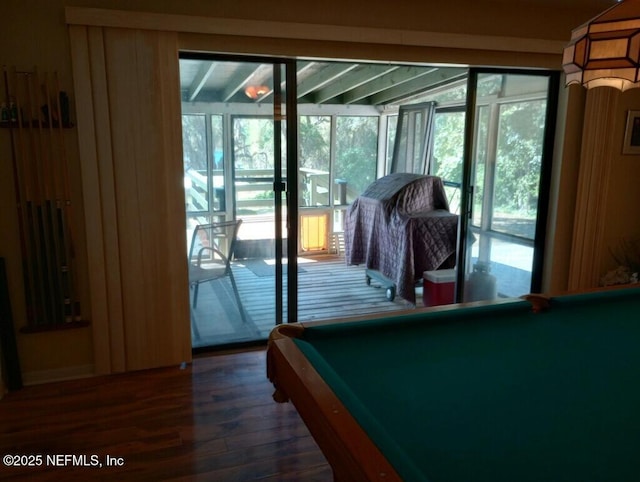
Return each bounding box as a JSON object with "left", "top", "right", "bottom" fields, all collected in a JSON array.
[
  {"left": 342, "top": 66, "right": 437, "bottom": 104},
  {"left": 369, "top": 67, "right": 467, "bottom": 104},
  {"left": 313, "top": 64, "right": 399, "bottom": 104},
  {"left": 188, "top": 61, "right": 217, "bottom": 102},
  {"left": 296, "top": 63, "right": 359, "bottom": 97}
]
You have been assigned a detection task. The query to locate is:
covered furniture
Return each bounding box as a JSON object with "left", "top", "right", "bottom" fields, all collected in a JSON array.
[
  {"left": 344, "top": 173, "right": 457, "bottom": 304},
  {"left": 188, "top": 220, "right": 247, "bottom": 323}
]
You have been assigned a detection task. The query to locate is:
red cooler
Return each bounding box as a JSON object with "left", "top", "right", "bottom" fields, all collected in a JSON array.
[{"left": 423, "top": 269, "right": 456, "bottom": 306}]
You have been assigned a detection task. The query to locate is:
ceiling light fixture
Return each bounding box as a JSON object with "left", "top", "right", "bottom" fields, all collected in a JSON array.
[
  {"left": 563, "top": 0, "right": 640, "bottom": 90},
  {"left": 244, "top": 85, "right": 270, "bottom": 99}
]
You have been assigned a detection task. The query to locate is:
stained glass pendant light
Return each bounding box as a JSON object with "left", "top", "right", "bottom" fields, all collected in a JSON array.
[{"left": 563, "top": 0, "right": 640, "bottom": 90}]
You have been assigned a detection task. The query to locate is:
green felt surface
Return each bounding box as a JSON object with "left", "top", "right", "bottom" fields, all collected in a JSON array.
[{"left": 294, "top": 287, "right": 640, "bottom": 482}]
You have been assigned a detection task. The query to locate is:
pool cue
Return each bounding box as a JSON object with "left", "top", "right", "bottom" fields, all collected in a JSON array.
[
  {"left": 24, "top": 69, "right": 57, "bottom": 326},
  {"left": 3, "top": 66, "right": 37, "bottom": 326},
  {"left": 32, "top": 69, "right": 65, "bottom": 326},
  {"left": 41, "top": 71, "right": 67, "bottom": 324},
  {"left": 52, "top": 71, "right": 80, "bottom": 322},
  {"left": 12, "top": 67, "right": 48, "bottom": 327},
  {"left": 48, "top": 70, "right": 77, "bottom": 322}
]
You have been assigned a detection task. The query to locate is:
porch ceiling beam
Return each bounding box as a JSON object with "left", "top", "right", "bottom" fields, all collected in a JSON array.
[
  {"left": 342, "top": 66, "right": 437, "bottom": 104},
  {"left": 257, "top": 60, "right": 317, "bottom": 104},
  {"left": 188, "top": 61, "right": 217, "bottom": 102},
  {"left": 297, "top": 63, "right": 358, "bottom": 98},
  {"left": 313, "top": 64, "right": 399, "bottom": 104},
  {"left": 370, "top": 67, "right": 467, "bottom": 104},
  {"left": 222, "top": 63, "right": 271, "bottom": 102},
  {"left": 297, "top": 61, "right": 317, "bottom": 76}
]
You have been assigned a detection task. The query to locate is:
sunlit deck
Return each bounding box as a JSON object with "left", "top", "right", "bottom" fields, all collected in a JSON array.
[{"left": 190, "top": 255, "right": 423, "bottom": 348}]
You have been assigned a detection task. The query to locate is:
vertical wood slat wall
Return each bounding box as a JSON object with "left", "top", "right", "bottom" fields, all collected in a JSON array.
[
  {"left": 69, "top": 25, "right": 191, "bottom": 374},
  {"left": 568, "top": 88, "right": 618, "bottom": 290}
]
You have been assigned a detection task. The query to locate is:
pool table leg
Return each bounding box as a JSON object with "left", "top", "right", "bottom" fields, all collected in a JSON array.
[{"left": 272, "top": 386, "right": 289, "bottom": 403}]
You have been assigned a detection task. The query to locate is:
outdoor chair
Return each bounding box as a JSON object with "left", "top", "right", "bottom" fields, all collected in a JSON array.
[{"left": 188, "top": 220, "right": 247, "bottom": 323}]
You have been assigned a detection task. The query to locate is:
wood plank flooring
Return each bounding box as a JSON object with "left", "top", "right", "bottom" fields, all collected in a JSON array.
[
  {"left": 0, "top": 349, "right": 332, "bottom": 481},
  {"left": 191, "top": 255, "right": 421, "bottom": 348}
]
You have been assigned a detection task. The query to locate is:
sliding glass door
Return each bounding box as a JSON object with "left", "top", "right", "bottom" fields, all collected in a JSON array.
[
  {"left": 180, "top": 55, "right": 296, "bottom": 349},
  {"left": 179, "top": 56, "right": 560, "bottom": 348},
  {"left": 457, "top": 69, "right": 559, "bottom": 302}
]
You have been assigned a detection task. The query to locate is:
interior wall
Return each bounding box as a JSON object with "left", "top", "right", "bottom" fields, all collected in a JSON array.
[
  {"left": 55, "top": 0, "right": 611, "bottom": 40},
  {"left": 2, "top": 1, "right": 93, "bottom": 383},
  {"left": 600, "top": 89, "right": 640, "bottom": 275},
  {"left": 544, "top": 84, "right": 585, "bottom": 294},
  {"left": 0, "top": 0, "right": 627, "bottom": 382},
  {"left": 564, "top": 87, "right": 640, "bottom": 290}
]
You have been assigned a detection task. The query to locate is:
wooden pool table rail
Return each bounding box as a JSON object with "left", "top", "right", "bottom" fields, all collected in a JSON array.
[
  {"left": 267, "top": 323, "right": 402, "bottom": 481},
  {"left": 266, "top": 298, "right": 532, "bottom": 481}
]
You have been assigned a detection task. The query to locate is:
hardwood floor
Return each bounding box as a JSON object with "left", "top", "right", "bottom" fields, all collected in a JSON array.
[{"left": 0, "top": 350, "right": 332, "bottom": 481}]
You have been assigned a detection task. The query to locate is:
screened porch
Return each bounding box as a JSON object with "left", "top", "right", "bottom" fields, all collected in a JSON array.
[{"left": 180, "top": 57, "right": 554, "bottom": 348}]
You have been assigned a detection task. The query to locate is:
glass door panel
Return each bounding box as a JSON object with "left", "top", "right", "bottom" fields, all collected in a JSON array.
[
  {"left": 298, "top": 115, "right": 331, "bottom": 207},
  {"left": 180, "top": 56, "right": 292, "bottom": 349},
  {"left": 390, "top": 102, "right": 436, "bottom": 175},
  {"left": 431, "top": 108, "right": 466, "bottom": 214},
  {"left": 182, "top": 114, "right": 209, "bottom": 213},
  {"left": 334, "top": 116, "right": 378, "bottom": 204},
  {"left": 459, "top": 71, "right": 557, "bottom": 302}
]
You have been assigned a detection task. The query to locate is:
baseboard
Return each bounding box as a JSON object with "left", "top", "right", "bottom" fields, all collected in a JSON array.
[{"left": 22, "top": 364, "right": 95, "bottom": 386}]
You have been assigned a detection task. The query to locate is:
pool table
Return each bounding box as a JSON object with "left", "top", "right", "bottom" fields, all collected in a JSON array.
[{"left": 267, "top": 286, "right": 640, "bottom": 482}]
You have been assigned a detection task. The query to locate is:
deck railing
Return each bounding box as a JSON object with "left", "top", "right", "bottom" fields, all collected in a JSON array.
[
  {"left": 185, "top": 168, "right": 358, "bottom": 214},
  {"left": 185, "top": 168, "right": 354, "bottom": 255}
]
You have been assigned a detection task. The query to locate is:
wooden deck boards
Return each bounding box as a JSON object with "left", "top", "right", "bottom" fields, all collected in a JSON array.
[{"left": 191, "top": 255, "right": 422, "bottom": 348}]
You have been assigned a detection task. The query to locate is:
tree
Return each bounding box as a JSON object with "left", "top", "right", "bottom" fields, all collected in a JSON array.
[
  {"left": 335, "top": 116, "right": 377, "bottom": 195},
  {"left": 494, "top": 99, "right": 546, "bottom": 215},
  {"left": 182, "top": 114, "right": 207, "bottom": 172},
  {"left": 299, "top": 116, "right": 330, "bottom": 171}
]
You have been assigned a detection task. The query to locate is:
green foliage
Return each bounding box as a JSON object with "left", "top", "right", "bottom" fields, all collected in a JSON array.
[
  {"left": 432, "top": 111, "right": 464, "bottom": 184},
  {"left": 253, "top": 190, "right": 274, "bottom": 200},
  {"left": 182, "top": 114, "right": 207, "bottom": 171},
  {"left": 184, "top": 83, "right": 547, "bottom": 223},
  {"left": 335, "top": 116, "right": 377, "bottom": 194},
  {"left": 297, "top": 115, "right": 378, "bottom": 201},
  {"left": 233, "top": 118, "right": 274, "bottom": 169},
  {"left": 494, "top": 100, "right": 546, "bottom": 215},
  {"left": 299, "top": 116, "right": 330, "bottom": 171},
  {"left": 431, "top": 98, "right": 546, "bottom": 219}
]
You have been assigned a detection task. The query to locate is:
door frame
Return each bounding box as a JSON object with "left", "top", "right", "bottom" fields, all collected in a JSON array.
[
  {"left": 456, "top": 67, "right": 560, "bottom": 302},
  {"left": 179, "top": 52, "right": 299, "bottom": 330}
]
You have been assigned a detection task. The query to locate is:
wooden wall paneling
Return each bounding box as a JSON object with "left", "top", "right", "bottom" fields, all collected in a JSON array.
[
  {"left": 69, "top": 25, "right": 115, "bottom": 374},
  {"left": 103, "top": 27, "right": 190, "bottom": 371},
  {"left": 136, "top": 29, "right": 178, "bottom": 368},
  {"left": 156, "top": 31, "right": 191, "bottom": 365},
  {"left": 104, "top": 28, "right": 148, "bottom": 370},
  {"left": 88, "top": 26, "right": 127, "bottom": 373},
  {"left": 70, "top": 25, "right": 190, "bottom": 373},
  {"left": 568, "top": 88, "right": 618, "bottom": 290}
]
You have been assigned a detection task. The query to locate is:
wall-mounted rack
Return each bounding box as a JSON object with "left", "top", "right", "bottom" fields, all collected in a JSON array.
[{"left": 2, "top": 66, "right": 85, "bottom": 332}]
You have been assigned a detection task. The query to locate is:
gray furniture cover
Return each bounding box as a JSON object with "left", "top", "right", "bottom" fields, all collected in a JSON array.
[{"left": 344, "top": 173, "right": 458, "bottom": 304}]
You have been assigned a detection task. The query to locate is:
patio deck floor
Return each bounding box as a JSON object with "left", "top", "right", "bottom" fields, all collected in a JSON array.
[{"left": 190, "top": 255, "right": 422, "bottom": 348}]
